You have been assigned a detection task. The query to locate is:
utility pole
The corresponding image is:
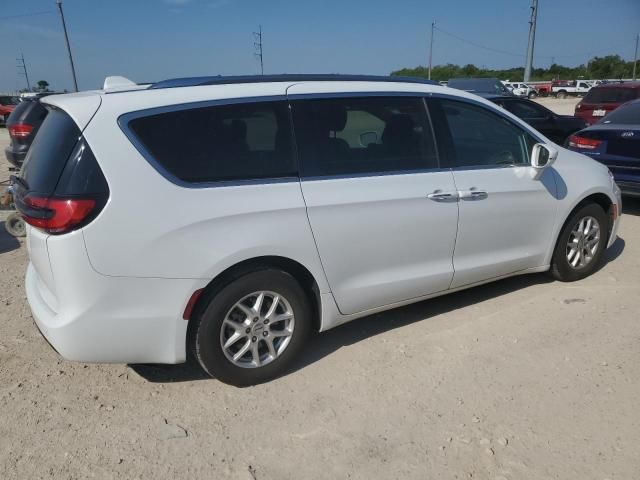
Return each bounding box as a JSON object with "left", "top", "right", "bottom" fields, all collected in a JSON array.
[
  {"left": 17, "top": 53, "right": 31, "bottom": 91},
  {"left": 523, "top": 0, "right": 538, "bottom": 82},
  {"left": 253, "top": 25, "right": 264, "bottom": 75},
  {"left": 428, "top": 21, "right": 435, "bottom": 80},
  {"left": 56, "top": 0, "right": 79, "bottom": 92},
  {"left": 633, "top": 33, "right": 639, "bottom": 81}
]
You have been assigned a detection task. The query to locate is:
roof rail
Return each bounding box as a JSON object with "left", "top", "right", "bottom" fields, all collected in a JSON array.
[{"left": 148, "top": 74, "right": 439, "bottom": 90}]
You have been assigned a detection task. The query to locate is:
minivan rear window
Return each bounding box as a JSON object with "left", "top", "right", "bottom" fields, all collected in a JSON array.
[
  {"left": 19, "top": 108, "right": 81, "bottom": 195},
  {"left": 126, "top": 101, "right": 295, "bottom": 184},
  {"left": 583, "top": 87, "right": 638, "bottom": 104}
]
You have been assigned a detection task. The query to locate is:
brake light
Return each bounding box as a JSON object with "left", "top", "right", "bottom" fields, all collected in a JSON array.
[
  {"left": 8, "top": 123, "right": 33, "bottom": 139},
  {"left": 567, "top": 134, "right": 603, "bottom": 150},
  {"left": 20, "top": 195, "right": 95, "bottom": 234}
]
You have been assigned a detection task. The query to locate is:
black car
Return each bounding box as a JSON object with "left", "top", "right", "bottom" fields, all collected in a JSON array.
[
  {"left": 4, "top": 99, "right": 48, "bottom": 168},
  {"left": 448, "top": 77, "right": 513, "bottom": 96},
  {"left": 566, "top": 99, "right": 640, "bottom": 197},
  {"left": 483, "top": 95, "right": 587, "bottom": 144}
]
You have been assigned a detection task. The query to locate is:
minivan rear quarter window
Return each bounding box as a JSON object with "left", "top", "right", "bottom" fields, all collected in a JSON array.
[
  {"left": 19, "top": 108, "right": 82, "bottom": 195},
  {"left": 291, "top": 96, "right": 437, "bottom": 177},
  {"left": 126, "top": 101, "right": 295, "bottom": 184}
]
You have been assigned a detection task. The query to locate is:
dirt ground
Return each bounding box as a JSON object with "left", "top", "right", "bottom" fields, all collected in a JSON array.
[{"left": 1, "top": 98, "right": 640, "bottom": 479}]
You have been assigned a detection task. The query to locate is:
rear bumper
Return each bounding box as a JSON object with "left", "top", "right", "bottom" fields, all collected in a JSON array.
[
  {"left": 25, "top": 233, "right": 204, "bottom": 364},
  {"left": 616, "top": 181, "right": 640, "bottom": 197},
  {"left": 4, "top": 146, "right": 26, "bottom": 168}
]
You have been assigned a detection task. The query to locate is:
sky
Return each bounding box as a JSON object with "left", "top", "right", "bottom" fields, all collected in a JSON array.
[{"left": 0, "top": 0, "right": 639, "bottom": 92}]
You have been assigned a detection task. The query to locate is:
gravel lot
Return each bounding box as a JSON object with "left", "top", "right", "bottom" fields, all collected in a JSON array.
[{"left": 1, "top": 98, "right": 640, "bottom": 479}]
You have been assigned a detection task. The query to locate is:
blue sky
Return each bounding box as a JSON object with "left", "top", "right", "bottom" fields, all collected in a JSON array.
[{"left": 0, "top": 0, "right": 638, "bottom": 92}]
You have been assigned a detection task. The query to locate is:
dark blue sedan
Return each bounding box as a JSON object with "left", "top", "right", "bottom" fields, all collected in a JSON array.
[{"left": 566, "top": 99, "right": 640, "bottom": 197}]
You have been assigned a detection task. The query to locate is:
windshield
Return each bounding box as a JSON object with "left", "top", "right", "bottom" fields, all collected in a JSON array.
[
  {"left": 584, "top": 87, "right": 637, "bottom": 104},
  {"left": 0, "top": 96, "right": 20, "bottom": 106},
  {"left": 601, "top": 102, "right": 640, "bottom": 125}
]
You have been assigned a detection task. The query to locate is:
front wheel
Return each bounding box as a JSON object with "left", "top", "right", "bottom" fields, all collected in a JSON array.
[
  {"left": 550, "top": 203, "right": 608, "bottom": 282},
  {"left": 193, "top": 269, "right": 312, "bottom": 386},
  {"left": 5, "top": 212, "right": 26, "bottom": 237}
]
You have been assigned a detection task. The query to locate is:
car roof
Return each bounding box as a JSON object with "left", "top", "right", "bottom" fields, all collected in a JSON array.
[{"left": 148, "top": 74, "right": 440, "bottom": 90}]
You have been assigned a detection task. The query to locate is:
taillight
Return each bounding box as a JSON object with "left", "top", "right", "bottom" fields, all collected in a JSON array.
[
  {"left": 20, "top": 194, "right": 96, "bottom": 234},
  {"left": 8, "top": 123, "right": 33, "bottom": 139},
  {"left": 567, "top": 134, "right": 603, "bottom": 150}
]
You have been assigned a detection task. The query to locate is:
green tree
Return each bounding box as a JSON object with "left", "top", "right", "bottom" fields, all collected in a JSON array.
[{"left": 36, "top": 80, "right": 50, "bottom": 91}]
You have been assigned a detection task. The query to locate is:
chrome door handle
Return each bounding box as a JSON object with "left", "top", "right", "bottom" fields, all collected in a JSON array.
[
  {"left": 458, "top": 189, "right": 488, "bottom": 200},
  {"left": 427, "top": 191, "right": 459, "bottom": 202}
]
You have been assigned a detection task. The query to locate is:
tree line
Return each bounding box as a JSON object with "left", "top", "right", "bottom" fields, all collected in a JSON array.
[{"left": 391, "top": 55, "right": 636, "bottom": 82}]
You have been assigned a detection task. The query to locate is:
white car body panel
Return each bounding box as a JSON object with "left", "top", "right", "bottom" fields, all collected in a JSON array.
[{"left": 23, "top": 79, "right": 621, "bottom": 364}]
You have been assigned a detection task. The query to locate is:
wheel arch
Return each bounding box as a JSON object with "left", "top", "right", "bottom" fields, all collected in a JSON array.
[
  {"left": 551, "top": 191, "right": 614, "bottom": 258},
  {"left": 186, "top": 255, "right": 322, "bottom": 354}
]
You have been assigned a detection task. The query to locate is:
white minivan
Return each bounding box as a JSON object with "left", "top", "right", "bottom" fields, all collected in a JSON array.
[{"left": 15, "top": 75, "right": 621, "bottom": 386}]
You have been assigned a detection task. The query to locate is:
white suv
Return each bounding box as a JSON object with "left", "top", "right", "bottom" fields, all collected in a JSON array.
[{"left": 15, "top": 75, "right": 621, "bottom": 386}]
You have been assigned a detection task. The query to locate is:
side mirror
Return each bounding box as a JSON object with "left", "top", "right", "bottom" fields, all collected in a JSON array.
[{"left": 530, "top": 143, "right": 557, "bottom": 178}]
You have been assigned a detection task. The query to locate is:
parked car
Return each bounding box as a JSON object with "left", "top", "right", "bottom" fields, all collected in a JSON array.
[
  {"left": 14, "top": 74, "right": 621, "bottom": 386},
  {"left": 0, "top": 95, "right": 19, "bottom": 125},
  {"left": 575, "top": 82, "right": 640, "bottom": 125},
  {"left": 552, "top": 80, "right": 592, "bottom": 99},
  {"left": 448, "top": 77, "right": 513, "bottom": 96},
  {"left": 503, "top": 82, "right": 538, "bottom": 99},
  {"left": 485, "top": 95, "right": 587, "bottom": 144},
  {"left": 567, "top": 99, "right": 640, "bottom": 196},
  {"left": 4, "top": 98, "right": 49, "bottom": 168}
]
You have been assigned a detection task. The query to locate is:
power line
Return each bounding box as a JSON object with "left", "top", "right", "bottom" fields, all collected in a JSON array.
[
  {"left": 524, "top": 0, "right": 538, "bottom": 82},
  {"left": 434, "top": 25, "right": 524, "bottom": 58},
  {"left": 0, "top": 10, "right": 54, "bottom": 21}
]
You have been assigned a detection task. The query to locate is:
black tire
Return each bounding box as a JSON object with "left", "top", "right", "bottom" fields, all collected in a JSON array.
[
  {"left": 5, "top": 212, "right": 26, "bottom": 237},
  {"left": 550, "top": 203, "right": 608, "bottom": 282},
  {"left": 528, "top": 91, "right": 538, "bottom": 99},
  {"left": 193, "top": 269, "right": 312, "bottom": 386},
  {"left": 556, "top": 90, "right": 567, "bottom": 99}
]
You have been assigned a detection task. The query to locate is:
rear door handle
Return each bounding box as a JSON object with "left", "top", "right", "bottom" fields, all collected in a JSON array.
[
  {"left": 427, "top": 191, "right": 459, "bottom": 202},
  {"left": 458, "top": 189, "right": 488, "bottom": 200}
]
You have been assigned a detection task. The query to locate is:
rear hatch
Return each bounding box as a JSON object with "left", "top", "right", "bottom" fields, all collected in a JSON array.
[
  {"left": 13, "top": 102, "right": 108, "bottom": 308},
  {"left": 5, "top": 100, "right": 48, "bottom": 166},
  {"left": 576, "top": 87, "right": 639, "bottom": 124}
]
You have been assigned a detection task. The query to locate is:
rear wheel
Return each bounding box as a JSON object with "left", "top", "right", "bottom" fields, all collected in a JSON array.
[
  {"left": 193, "top": 269, "right": 312, "bottom": 386},
  {"left": 556, "top": 90, "right": 568, "bottom": 99},
  {"left": 550, "top": 203, "right": 608, "bottom": 282},
  {"left": 528, "top": 91, "right": 538, "bottom": 99},
  {"left": 5, "top": 212, "right": 26, "bottom": 237}
]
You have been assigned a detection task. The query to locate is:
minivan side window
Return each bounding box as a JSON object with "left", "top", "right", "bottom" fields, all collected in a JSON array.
[
  {"left": 435, "top": 99, "right": 535, "bottom": 168},
  {"left": 291, "top": 96, "right": 437, "bottom": 177},
  {"left": 127, "top": 101, "right": 295, "bottom": 184}
]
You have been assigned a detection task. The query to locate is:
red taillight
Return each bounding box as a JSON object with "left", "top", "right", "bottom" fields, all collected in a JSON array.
[
  {"left": 567, "top": 134, "right": 603, "bottom": 150},
  {"left": 21, "top": 195, "right": 95, "bottom": 234},
  {"left": 8, "top": 123, "right": 33, "bottom": 139}
]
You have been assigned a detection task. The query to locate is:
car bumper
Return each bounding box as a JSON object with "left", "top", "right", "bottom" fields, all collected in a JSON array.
[
  {"left": 4, "top": 147, "right": 26, "bottom": 168},
  {"left": 25, "top": 235, "right": 202, "bottom": 365}
]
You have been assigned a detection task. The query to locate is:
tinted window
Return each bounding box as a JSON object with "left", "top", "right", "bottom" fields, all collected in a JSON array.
[
  {"left": 584, "top": 87, "right": 638, "bottom": 104},
  {"left": 504, "top": 99, "right": 549, "bottom": 119},
  {"left": 128, "top": 101, "right": 295, "bottom": 184},
  {"left": 0, "top": 96, "right": 19, "bottom": 106},
  {"left": 438, "top": 99, "right": 535, "bottom": 167},
  {"left": 291, "top": 96, "right": 437, "bottom": 177},
  {"left": 601, "top": 101, "right": 640, "bottom": 125},
  {"left": 20, "top": 108, "right": 81, "bottom": 195}
]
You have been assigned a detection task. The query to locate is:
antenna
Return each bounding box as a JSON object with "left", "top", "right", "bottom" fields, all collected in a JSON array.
[
  {"left": 428, "top": 21, "right": 435, "bottom": 80},
  {"left": 253, "top": 25, "right": 264, "bottom": 75},
  {"left": 17, "top": 52, "right": 31, "bottom": 91}
]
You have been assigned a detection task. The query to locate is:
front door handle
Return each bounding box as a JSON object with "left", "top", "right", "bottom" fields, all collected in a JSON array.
[
  {"left": 427, "top": 191, "right": 459, "bottom": 202},
  {"left": 458, "top": 189, "right": 488, "bottom": 200}
]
